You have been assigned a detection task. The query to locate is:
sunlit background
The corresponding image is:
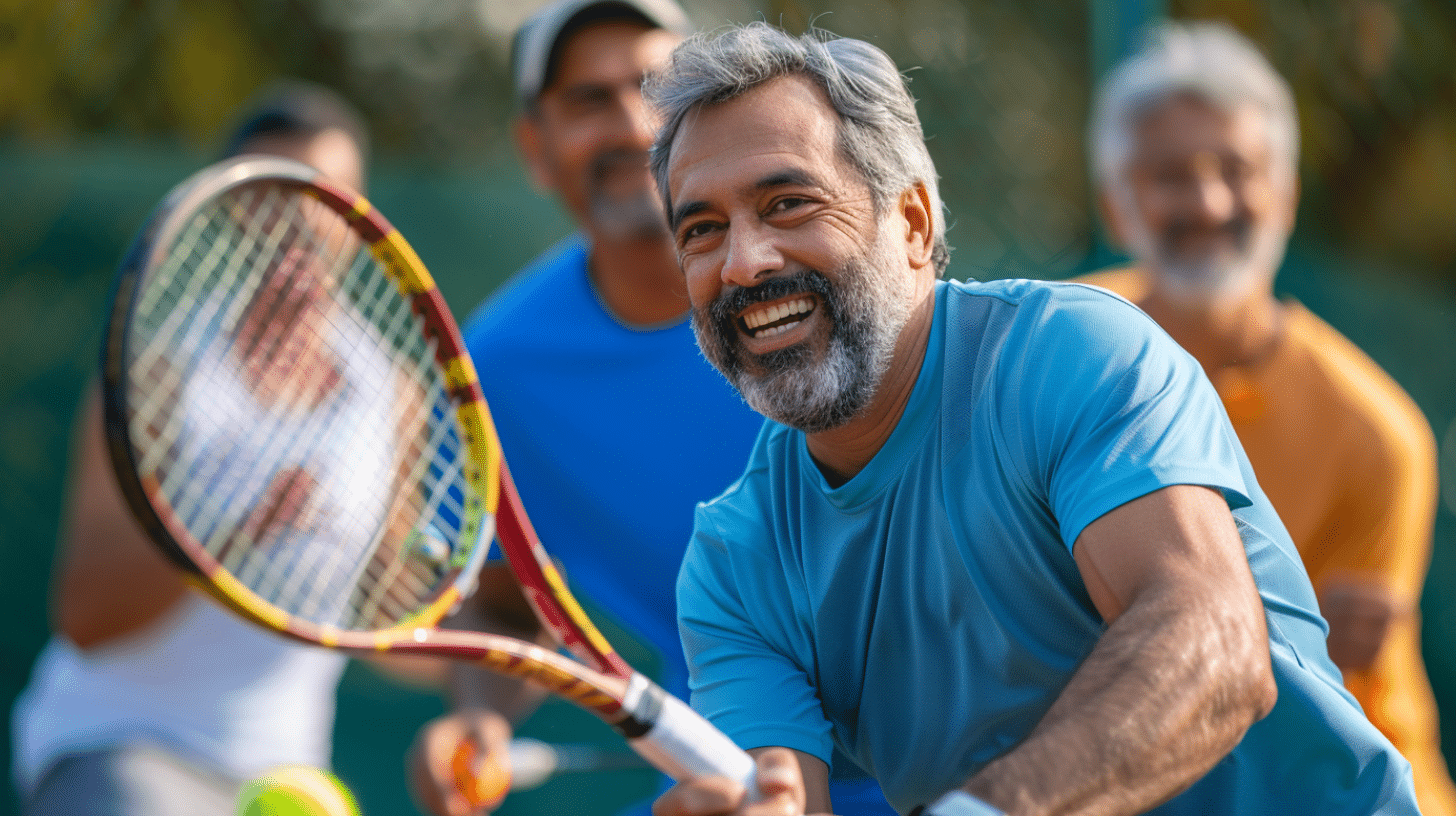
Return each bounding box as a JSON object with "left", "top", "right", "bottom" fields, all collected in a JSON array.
[{"left": 3, "top": 1, "right": 1454, "bottom": 814}]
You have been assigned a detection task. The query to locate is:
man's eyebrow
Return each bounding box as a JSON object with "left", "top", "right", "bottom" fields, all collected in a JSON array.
[
  {"left": 559, "top": 81, "right": 610, "bottom": 99},
  {"left": 670, "top": 200, "right": 709, "bottom": 231},
  {"left": 558, "top": 71, "right": 646, "bottom": 100},
  {"left": 755, "top": 169, "right": 820, "bottom": 192},
  {"left": 670, "top": 169, "right": 824, "bottom": 230}
]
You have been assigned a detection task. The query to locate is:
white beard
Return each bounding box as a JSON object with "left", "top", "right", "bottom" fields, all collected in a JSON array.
[{"left": 1114, "top": 189, "right": 1289, "bottom": 307}]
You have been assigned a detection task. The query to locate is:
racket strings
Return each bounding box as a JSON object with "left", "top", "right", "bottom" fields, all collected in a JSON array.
[
  {"left": 148, "top": 188, "right": 366, "bottom": 614},
  {"left": 128, "top": 180, "right": 478, "bottom": 631},
  {"left": 245, "top": 188, "right": 474, "bottom": 629},
  {"left": 337, "top": 241, "right": 466, "bottom": 628},
  {"left": 170, "top": 193, "right": 344, "bottom": 543},
  {"left": 134, "top": 185, "right": 295, "bottom": 477},
  {"left": 238, "top": 194, "right": 448, "bottom": 628},
  {"left": 152, "top": 189, "right": 333, "bottom": 552},
  {"left": 251, "top": 199, "right": 398, "bottom": 620}
]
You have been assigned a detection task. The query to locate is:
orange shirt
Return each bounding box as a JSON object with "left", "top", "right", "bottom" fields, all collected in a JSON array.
[{"left": 1079, "top": 267, "right": 1454, "bottom": 815}]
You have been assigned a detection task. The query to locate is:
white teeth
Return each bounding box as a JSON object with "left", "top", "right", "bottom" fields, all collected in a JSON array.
[{"left": 743, "top": 297, "right": 813, "bottom": 332}]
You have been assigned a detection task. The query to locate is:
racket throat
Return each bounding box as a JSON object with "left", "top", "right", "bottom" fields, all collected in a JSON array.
[{"left": 615, "top": 672, "right": 663, "bottom": 739}]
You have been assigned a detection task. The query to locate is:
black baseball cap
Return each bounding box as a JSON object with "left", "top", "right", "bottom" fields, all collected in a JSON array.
[{"left": 511, "top": 0, "right": 693, "bottom": 108}]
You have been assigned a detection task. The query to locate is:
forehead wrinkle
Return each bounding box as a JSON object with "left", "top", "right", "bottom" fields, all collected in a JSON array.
[{"left": 673, "top": 78, "right": 830, "bottom": 152}]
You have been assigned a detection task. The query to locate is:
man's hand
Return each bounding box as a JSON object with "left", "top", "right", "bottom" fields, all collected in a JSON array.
[
  {"left": 1320, "top": 578, "right": 1402, "bottom": 671},
  {"left": 653, "top": 747, "right": 832, "bottom": 816},
  {"left": 408, "top": 708, "right": 514, "bottom": 816}
]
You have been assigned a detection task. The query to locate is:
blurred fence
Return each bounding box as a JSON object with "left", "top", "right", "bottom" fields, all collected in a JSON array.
[{"left": 2, "top": 1, "right": 1454, "bottom": 815}]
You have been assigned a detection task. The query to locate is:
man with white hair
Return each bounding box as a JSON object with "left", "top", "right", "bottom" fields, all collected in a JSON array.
[
  {"left": 643, "top": 20, "right": 1423, "bottom": 816},
  {"left": 1081, "top": 21, "right": 1454, "bottom": 815}
]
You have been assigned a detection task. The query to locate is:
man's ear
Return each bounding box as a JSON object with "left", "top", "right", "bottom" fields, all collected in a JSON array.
[
  {"left": 1096, "top": 188, "right": 1131, "bottom": 250},
  {"left": 513, "top": 115, "right": 556, "bottom": 193},
  {"left": 900, "top": 182, "right": 935, "bottom": 271},
  {"left": 1284, "top": 172, "right": 1301, "bottom": 233}
]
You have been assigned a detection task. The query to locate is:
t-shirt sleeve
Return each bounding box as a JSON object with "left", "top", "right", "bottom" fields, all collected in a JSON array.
[
  {"left": 1320, "top": 405, "right": 1439, "bottom": 602},
  {"left": 993, "top": 284, "right": 1254, "bottom": 550},
  {"left": 676, "top": 507, "right": 836, "bottom": 764}
]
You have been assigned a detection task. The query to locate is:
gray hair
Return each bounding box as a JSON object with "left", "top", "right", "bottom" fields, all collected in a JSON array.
[
  {"left": 646, "top": 22, "right": 950, "bottom": 275},
  {"left": 1090, "top": 20, "right": 1299, "bottom": 188}
]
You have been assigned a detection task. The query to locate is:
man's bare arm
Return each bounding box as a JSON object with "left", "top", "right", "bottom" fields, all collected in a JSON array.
[
  {"left": 54, "top": 382, "right": 190, "bottom": 648},
  {"left": 957, "top": 484, "right": 1276, "bottom": 816}
]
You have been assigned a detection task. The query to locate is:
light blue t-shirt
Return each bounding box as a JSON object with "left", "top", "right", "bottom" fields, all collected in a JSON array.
[
  {"left": 461, "top": 236, "right": 897, "bottom": 815},
  {"left": 679, "top": 278, "right": 1419, "bottom": 815}
]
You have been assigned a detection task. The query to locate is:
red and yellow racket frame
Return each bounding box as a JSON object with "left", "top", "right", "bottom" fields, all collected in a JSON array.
[{"left": 101, "top": 156, "right": 625, "bottom": 718}]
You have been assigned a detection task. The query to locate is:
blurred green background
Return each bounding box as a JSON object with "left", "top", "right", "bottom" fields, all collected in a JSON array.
[{"left": 2, "top": 1, "right": 1454, "bottom": 815}]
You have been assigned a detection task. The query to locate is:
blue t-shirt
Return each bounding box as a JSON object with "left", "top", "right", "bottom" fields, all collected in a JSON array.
[
  {"left": 679, "top": 278, "right": 1419, "bottom": 815},
  {"left": 461, "top": 236, "right": 897, "bottom": 815}
]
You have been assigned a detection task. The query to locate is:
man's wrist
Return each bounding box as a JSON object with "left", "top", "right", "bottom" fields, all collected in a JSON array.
[{"left": 924, "top": 790, "right": 1005, "bottom": 816}]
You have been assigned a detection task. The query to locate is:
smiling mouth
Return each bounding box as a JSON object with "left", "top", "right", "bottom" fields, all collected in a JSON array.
[{"left": 739, "top": 297, "right": 816, "bottom": 339}]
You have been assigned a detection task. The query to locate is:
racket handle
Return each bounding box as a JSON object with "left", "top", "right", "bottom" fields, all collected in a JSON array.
[
  {"left": 621, "top": 674, "right": 758, "bottom": 795},
  {"left": 452, "top": 741, "right": 511, "bottom": 810},
  {"left": 506, "top": 738, "right": 650, "bottom": 791}
]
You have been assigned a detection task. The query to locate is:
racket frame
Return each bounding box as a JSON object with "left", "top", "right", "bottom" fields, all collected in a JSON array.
[{"left": 101, "top": 155, "right": 495, "bottom": 644}]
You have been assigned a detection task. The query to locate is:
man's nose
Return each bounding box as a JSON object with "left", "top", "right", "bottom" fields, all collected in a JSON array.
[
  {"left": 1189, "top": 151, "right": 1236, "bottom": 223},
  {"left": 720, "top": 223, "right": 785, "bottom": 288}
]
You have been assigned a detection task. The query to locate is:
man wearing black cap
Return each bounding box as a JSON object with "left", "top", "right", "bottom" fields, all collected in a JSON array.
[{"left": 405, "top": 2, "right": 895, "bottom": 815}]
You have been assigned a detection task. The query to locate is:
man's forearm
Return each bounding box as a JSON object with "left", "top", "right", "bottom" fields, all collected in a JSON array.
[{"left": 962, "top": 583, "right": 1275, "bottom": 816}]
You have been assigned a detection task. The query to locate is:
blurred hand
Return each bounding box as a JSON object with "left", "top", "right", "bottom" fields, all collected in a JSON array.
[
  {"left": 408, "top": 708, "right": 514, "bottom": 816},
  {"left": 1320, "top": 579, "right": 1402, "bottom": 672},
  {"left": 653, "top": 747, "right": 831, "bottom": 816}
]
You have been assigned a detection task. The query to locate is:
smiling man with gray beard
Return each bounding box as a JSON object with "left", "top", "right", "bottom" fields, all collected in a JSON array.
[{"left": 646, "top": 21, "right": 1423, "bottom": 816}]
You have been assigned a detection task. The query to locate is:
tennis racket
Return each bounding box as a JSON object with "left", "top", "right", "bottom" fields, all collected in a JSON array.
[{"left": 100, "top": 155, "right": 755, "bottom": 804}]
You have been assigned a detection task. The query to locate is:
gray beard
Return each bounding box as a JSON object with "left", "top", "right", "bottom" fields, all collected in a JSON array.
[
  {"left": 1111, "top": 186, "right": 1288, "bottom": 306},
  {"left": 692, "top": 234, "right": 914, "bottom": 433},
  {"left": 1149, "top": 220, "right": 1288, "bottom": 305}
]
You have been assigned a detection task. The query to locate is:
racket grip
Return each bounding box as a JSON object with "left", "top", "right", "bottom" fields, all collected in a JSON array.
[
  {"left": 621, "top": 674, "right": 758, "bottom": 796},
  {"left": 452, "top": 740, "right": 511, "bottom": 810}
]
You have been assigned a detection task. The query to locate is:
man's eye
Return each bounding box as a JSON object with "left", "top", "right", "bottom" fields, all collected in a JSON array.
[
  {"left": 1153, "top": 170, "right": 1191, "bottom": 188},
  {"left": 1227, "top": 161, "right": 1260, "bottom": 183},
  {"left": 768, "top": 197, "right": 808, "bottom": 213},
  {"left": 563, "top": 88, "right": 612, "bottom": 111},
  {"left": 680, "top": 222, "right": 716, "bottom": 242}
]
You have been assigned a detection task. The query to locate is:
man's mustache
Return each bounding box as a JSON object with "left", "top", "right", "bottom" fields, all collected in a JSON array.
[
  {"left": 707, "top": 270, "right": 833, "bottom": 331},
  {"left": 1161, "top": 216, "right": 1252, "bottom": 250}
]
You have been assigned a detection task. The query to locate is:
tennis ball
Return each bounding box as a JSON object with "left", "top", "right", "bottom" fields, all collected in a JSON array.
[{"left": 235, "top": 765, "right": 361, "bottom": 816}]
